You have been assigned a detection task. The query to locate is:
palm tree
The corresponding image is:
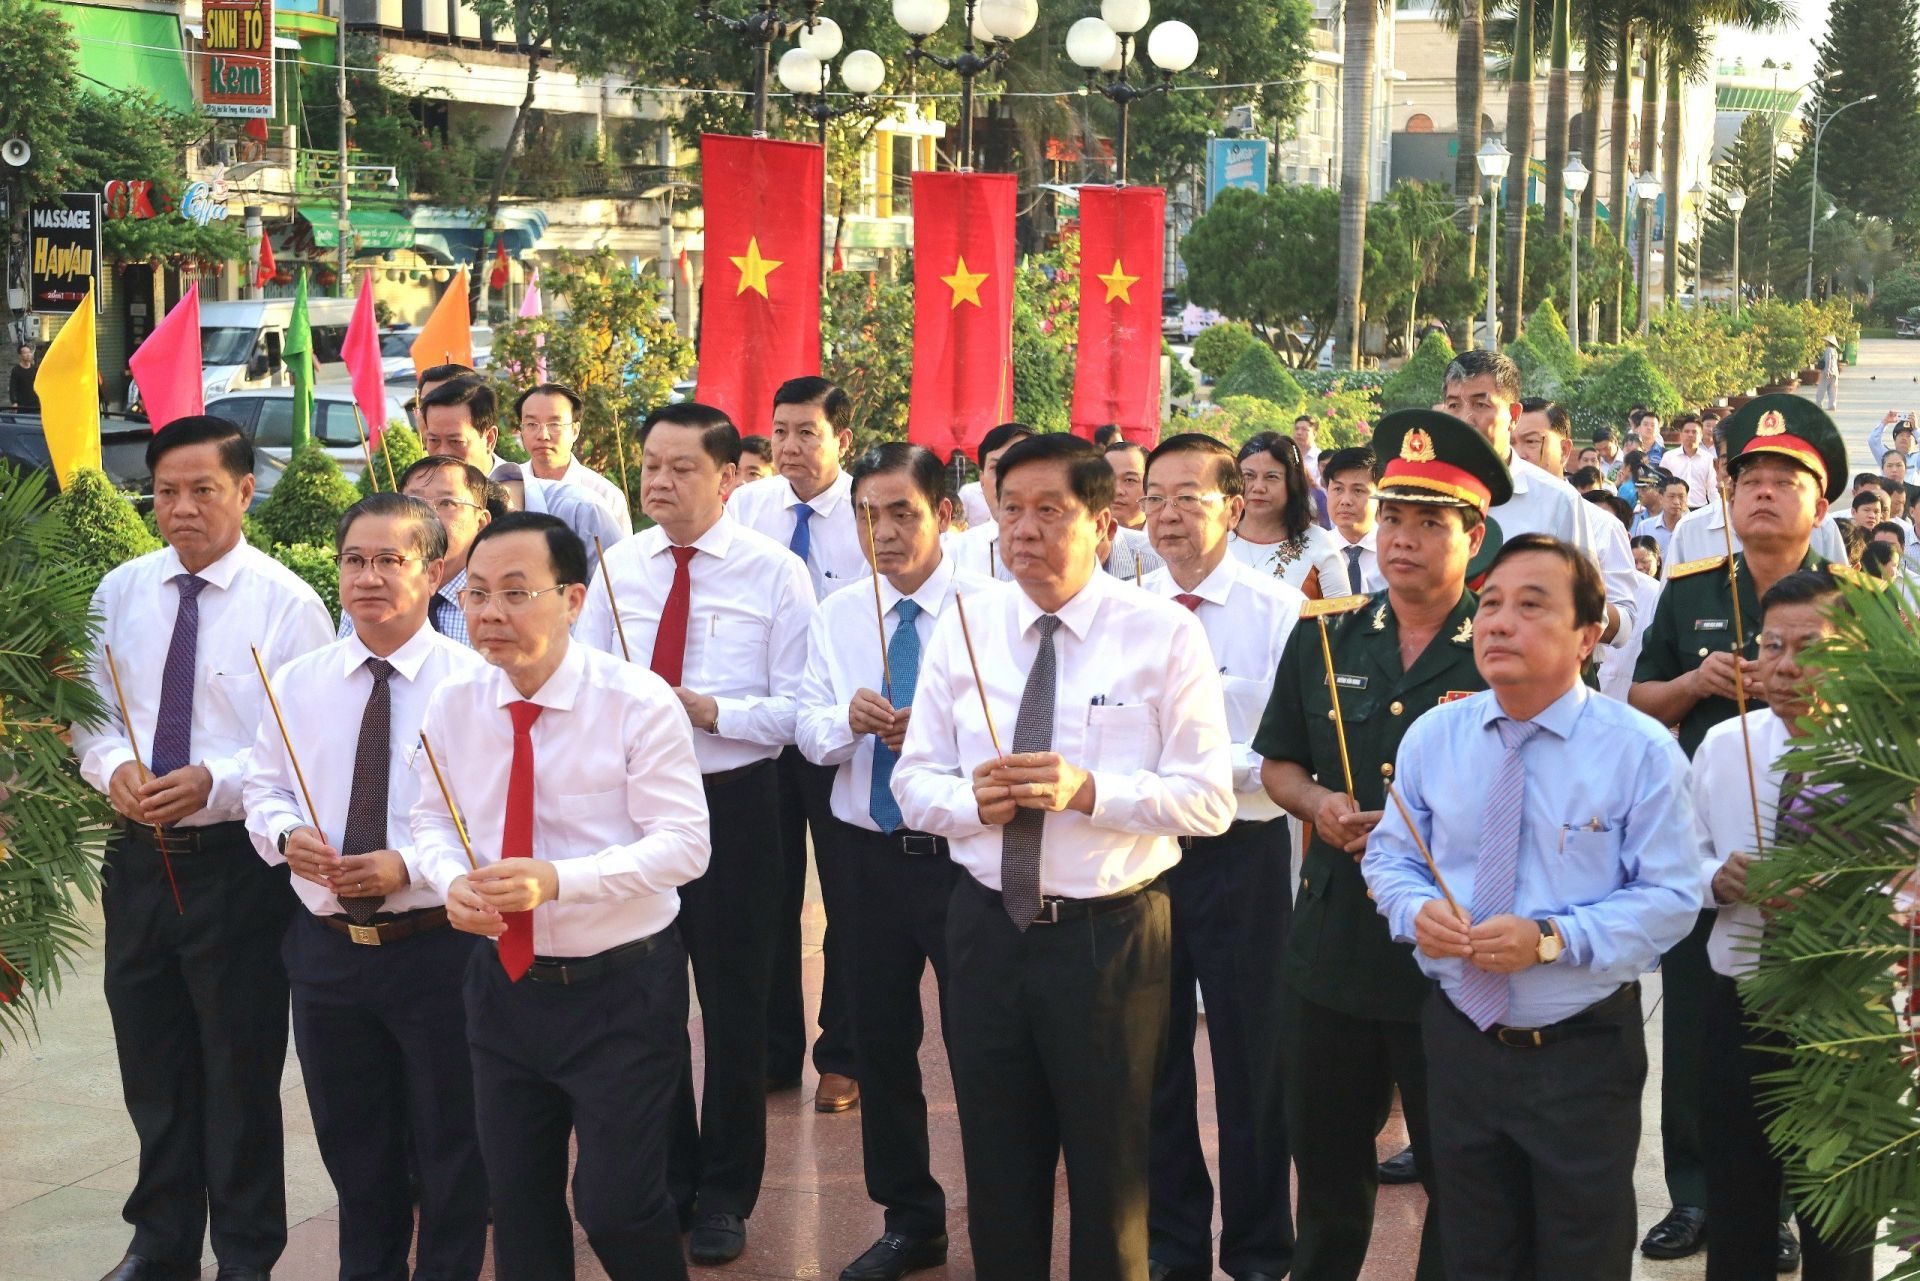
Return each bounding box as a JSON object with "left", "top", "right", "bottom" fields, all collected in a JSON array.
[
  {"left": 1499, "top": 0, "right": 1537, "bottom": 341},
  {"left": 1543, "top": 0, "right": 1573, "bottom": 235},
  {"left": 1453, "top": 0, "right": 1487, "bottom": 250},
  {"left": 1334, "top": 0, "right": 1383, "bottom": 368}
]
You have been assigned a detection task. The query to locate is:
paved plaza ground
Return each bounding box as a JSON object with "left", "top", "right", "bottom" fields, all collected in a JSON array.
[{"left": 4, "top": 341, "right": 1915, "bottom": 1278}]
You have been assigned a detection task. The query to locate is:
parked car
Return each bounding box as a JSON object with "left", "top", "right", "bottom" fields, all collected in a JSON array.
[
  {"left": 379, "top": 324, "right": 494, "bottom": 379},
  {"left": 0, "top": 409, "right": 157, "bottom": 500},
  {"left": 205, "top": 386, "right": 410, "bottom": 497},
  {"left": 1897, "top": 308, "right": 1920, "bottom": 339}
]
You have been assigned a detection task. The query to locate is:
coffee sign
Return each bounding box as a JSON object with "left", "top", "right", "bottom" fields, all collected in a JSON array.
[{"left": 202, "top": 0, "right": 273, "bottom": 118}]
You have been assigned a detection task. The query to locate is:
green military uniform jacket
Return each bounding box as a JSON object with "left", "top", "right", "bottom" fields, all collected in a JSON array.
[
  {"left": 1251, "top": 588, "right": 1484, "bottom": 1023},
  {"left": 1632, "top": 549, "right": 1824, "bottom": 758}
]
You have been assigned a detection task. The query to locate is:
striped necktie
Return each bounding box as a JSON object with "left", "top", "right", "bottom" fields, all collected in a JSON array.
[{"left": 1455, "top": 717, "right": 1542, "bottom": 1030}]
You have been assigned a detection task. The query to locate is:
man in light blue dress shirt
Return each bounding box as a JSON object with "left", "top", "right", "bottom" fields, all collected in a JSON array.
[{"left": 1363, "top": 533, "right": 1703, "bottom": 1281}]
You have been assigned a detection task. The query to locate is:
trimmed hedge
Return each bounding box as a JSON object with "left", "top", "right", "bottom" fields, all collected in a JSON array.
[
  {"left": 251, "top": 448, "right": 360, "bottom": 549},
  {"left": 1381, "top": 331, "right": 1456, "bottom": 412},
  {"left": 355, "top": 424, "right": 427, "bottom": 498},
  {"left": 53, "top": 468, "right": 160, "bottom": 594}
]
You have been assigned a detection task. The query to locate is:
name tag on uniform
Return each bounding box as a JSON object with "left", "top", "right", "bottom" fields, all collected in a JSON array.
[
  {"left": 1694, "top": 618, "right": 1730, "bottom": 631},
  {"left": 1333, "top": 674, "right": 1368, "bottom": 690}
]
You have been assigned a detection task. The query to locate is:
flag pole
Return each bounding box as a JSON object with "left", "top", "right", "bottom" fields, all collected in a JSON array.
[{"left": 591, "top": 535, "right": 632, "bottom": 663}]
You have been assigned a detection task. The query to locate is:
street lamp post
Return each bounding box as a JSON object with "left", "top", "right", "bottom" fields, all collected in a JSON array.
[
  {"left": 1634, "top": 171, "right": 1659, "bottom": 333},
  {"left": 1688, "top": 179, "right": 1708, "bottom": 307},
  {"left": 1563, "top": 157, "right": 1589, "bottom": 353},
  {"left": 1064, "top": 3, "right": 1198, "bottom": 186},
  {"left": 697, "top": 0, "right": 827, "bottom": 137},
  {"left": 894, "top": 0, "right": 1038, "bottom": 172},
  {"left": 1475, "top": 138, "right": 1509, "bottom": 351},
  {"left": 778, "top": 36, "right": 887, "bottom": 277},
  {"left": 1805, "top": 92, "right": 1878, "bottom": 299},
  {"left": 1725, "top": 187, "right": 1747, "bottom": 318}
]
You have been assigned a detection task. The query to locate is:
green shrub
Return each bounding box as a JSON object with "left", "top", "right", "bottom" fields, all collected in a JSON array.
[
  {"left": 1164, "top": 338, "right": 1195, "bottom": 402},
  {"left": 272, "top": 541, "right": 341, "bottom": 624},
  {"left": 1738, "top": 300, "right": 1821, "bottom": 384},
  {"left": 1304, "top": 386, "right": 1380, "bottom": 451},
  {"left": 52, "top": 468, "right": 160, "bottom": 594},
  {"left": 1296, "top": 369, "right": 1387, "bottom": 399},
  {"left": 1641, "top": 307, "right": 1764, "bottom": 404},
  {"left": 251, "top": 449, "right": 359, "bottom": 549},
  {"left": 355, "top": 423, "right": 426, "bottom": 498},
  {"left": 1526, "top": 299, "right": 1581, "bottom": 382},
  {"left": 1568, "top": 349, "right": 1682, "bottom": 439},
  {"left": 1380, "top": 331, "right": 1456, "bottom": 412},
  {"left": 1505, "top": 336, "right": 1563, "bottom": 400},
  {"left": 1204, "top": 395, "right": 1300, "bottom": 449},
  {"left": 1191, "top": 321, "right": 1259, "bottom": 381},
  {"left": 1213, "top": 342, "right": 1306, "bottom": 413}
]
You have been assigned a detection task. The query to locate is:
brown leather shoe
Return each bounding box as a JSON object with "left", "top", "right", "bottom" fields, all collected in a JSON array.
[{"left": 815, "top": 1072, "right": 860, "bottom": 1112}]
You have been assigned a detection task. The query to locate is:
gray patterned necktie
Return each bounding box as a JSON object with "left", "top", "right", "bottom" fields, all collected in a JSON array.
[
  {"left": 1000, "top": 614, "right": 1062, "bottom": 930},
  {"left": 338, "top": 658, "right": 395, "bottom": 924}
]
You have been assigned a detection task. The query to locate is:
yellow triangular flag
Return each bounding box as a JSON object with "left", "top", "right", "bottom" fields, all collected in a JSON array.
[{"left": 40, "top": 290, "right": 101, "bottom": 488}]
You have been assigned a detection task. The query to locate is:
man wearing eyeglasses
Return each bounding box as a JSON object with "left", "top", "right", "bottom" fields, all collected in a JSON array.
[
  {"left": 331, "top": 456, "right": 493, "bottom": 645},
  {"left": 1137, "top": 433, "right": 1305, "bottom": 1281},
  {"left": 244, "top": 493, "right": 491, "bottom": 1281},
  {"left": 515, "top": 382, "right": 633, "bottom": 536}
]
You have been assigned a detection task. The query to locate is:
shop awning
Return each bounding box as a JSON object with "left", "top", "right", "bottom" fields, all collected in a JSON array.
[
  {"left": 62, "top": 4, "right": 196, "bottom": 113},
  {"left": 411, "top": 207, "right": 547, "bottom": 263},
  {"left": 298, "top": 205, "right": 416, "bottom": 250}
]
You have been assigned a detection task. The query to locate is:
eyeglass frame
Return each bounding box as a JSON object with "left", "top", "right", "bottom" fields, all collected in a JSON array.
[{"left": 455, "top": 584, "right": 573, "bottom": 613}]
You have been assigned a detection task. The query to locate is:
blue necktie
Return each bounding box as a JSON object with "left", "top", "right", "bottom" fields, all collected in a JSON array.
[
  {"left": 789, "top": 502, "right": 814, "bottom": 565},
  {"left": 150, "top": 574, "right": 208, "bottom": 778},
  {"left": 868, "top": 598, "right": 922, "bottom": 833},
  {"left": 1456, "top": 717, "right": 1543, "bottom": 1030}
]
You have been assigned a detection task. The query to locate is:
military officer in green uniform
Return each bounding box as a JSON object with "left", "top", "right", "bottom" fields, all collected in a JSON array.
[
  {"left": 1628, "top": 393, "right": 1847, "bottom": 1266},
  {"left": 1253, "top": 409, "right": 1512, "bottom": 1281}
]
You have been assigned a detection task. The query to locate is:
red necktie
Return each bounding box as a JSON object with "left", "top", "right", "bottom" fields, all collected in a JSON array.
[
  {"left": 1174, "top": 593, "right": 1203, "bottom": 611},
  {"left": 499, "top": 700, "right": 543, "bottom": 981},
  {"left": 651, "top": 545, "right": 697, "bottom": 687}
]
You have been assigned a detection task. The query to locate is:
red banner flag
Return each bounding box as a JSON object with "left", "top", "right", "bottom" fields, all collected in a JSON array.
[
  {"left": 488, "top": 238, "right": 511, "bottom": 291},
  {"left": 342, "top": 273, "right": 388, "bottom": 446},
  {"left": 1071, "top": 185, "right": 1166, "bottom": 446},
  {"left": 128, "top": 283, "right": 203, "bottom": 431},
  {"left": 695, "top": 134, "right": 823, "bottom": 435},
  {"left": 909, "top": 171, "right": 1016, "bottom": 461},
  {"left": 255, "top": 231, "right": 276, "bottom": 288}
]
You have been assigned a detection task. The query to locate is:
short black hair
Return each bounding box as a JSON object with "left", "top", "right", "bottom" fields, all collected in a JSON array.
[
  {"left": 849, "top": 442, "right": 948, "bottom": 509},
  {"left": 1236, "top": 431, "right": 1314, "bottom": 540},
  {"left": 400, "top": 454, "right": 490, "bottom": 506},
  {"left": 738, "top": 433, "right": 774, "bottom": 463},
  {"left": 1852, "top": 488, "right": 1886, "bottom": 511},
  {"left": 513, "top": 382, "right": 583, "bottom": 418},
  {"left": 1518, "top": 397, "right": 1572, "bottom": 438},
  {"left": 335, "top": 492, "right": 448, "bottom": 561},
  {"left": 1591, "top": 425, "right": 1614, "bottom": 443},
  {"left": 976, "top": 421, "right": 1036, "bottom": 468},
  {"left": 1878, "top": 476, "right": 1905, "bottom": 498},
  {"left": 1321, "top": 446, "right": 1375, "bottom": 485},
  {"left": 1484, "top": 533, "right": 1607, "bottom": 628},
  {"left": 1145, "top": 433, "right": 1242, "bottom": 496},
  {"left": 772, "top": 376, "right": 851, "bottom": 433},
  {"left": 994, "top": 433, "right": 1115, "bottom": 515},
  {"left": 1570, "top": 465, "right": 1604, "bottom": 491},
  {"left": 1583, "top": 489, "right": 1635, "bottom": 531},
  {"left": 1660, "top": 472, "right": 1689, "bottom": 494},
  {"left": 640, "top": 401, "right": 742, "bottom": 466},
  {"left": 1103, "top": 439, "right": 1147, "bottom": 461},
  {"left": 1672, "top": 411, "right": 1702, "bottom": 431},
  {"left": 416, "top": 362, "right": 475, "bottom": 393},
  {"left": 1443, "top": 349, "right": 1522, "bottom": 401},
  {"left": 1092, "top": 424, "right": 1123, "bottom": 448},
  {"left": 1873, "top": 520, "right": 1908, "bottom": 547},
  {"left": 1853, "top": 471, "right": 1881, "bottom": 491},
  {"left": 468, "top": 510, "right": 588, "bottom": 586},
  {"left": 1861, "top": 541, "right": 1901, "bottom": 580},
  {"left": 148, "top": 414, "right": 253, "bottom": 479},
  {"left": 1760, "top": 567, "right": 1842, "bottom": 619},
  {"left": 419, "top": 375, "right": 497, "bottom": 433}
]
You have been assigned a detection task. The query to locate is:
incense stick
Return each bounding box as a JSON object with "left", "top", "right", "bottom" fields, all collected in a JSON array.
[
  {"left": 418, "top": 732, "right": 478, "bottom": 872},
  {"left": 249, "top": 646, "right": 326, "bottom": 847},
  {"left": 1314, "top": 616, "right": 1358, "bottom": 800},
  {"left": 862, "top": 498, "right": 892, "bottom": 700},
  {"left": 952, "top": 592, "right": 1004, "bottom": 759},
  {"left": 591, "top": 536, "right": 632, "bottom": 663},
  {"left": 101, "top": 644, "right": 183, "bottom": 914},
  {"left": 1387, "top": 783, "right": 1464, "bottom": 923},
  {"left": 1718, "top": 480, "right": 1767, "bottom": 856}
]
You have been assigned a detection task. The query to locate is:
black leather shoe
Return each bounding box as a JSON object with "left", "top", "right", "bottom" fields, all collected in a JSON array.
[
  {"left": 213, "top": 1269, "right": 272, "bottom": 1281},
  {"left": 840, "top": 1231, "right": 949, "bottom": 1280},
  {"left": 1147, "top": 1262, "right": 1210, "bottom": 1281},
  {"left": 689, "top": 1211, "right": 747, "bottom": 1265},
  {"left": 1640, "top": 1205, "right": 1708, "bottom": 1259},
  {"left": 1240, "top": 1274, "right": 1287, "bottom": 1281},
  {"left": 1377, "top": 1144, "right": 1420, "bottom": 1185},
  {"left": 98, "top": 1256, "right": 199, "bottom": 1281},
  {"left": 1777, "top": 1220, "right": 1802, "bottom": 1273}
]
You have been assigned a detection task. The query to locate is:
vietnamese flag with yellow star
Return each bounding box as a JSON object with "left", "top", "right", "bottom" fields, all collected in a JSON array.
[
  {"left": 909, "top": 171, "right": 1016, "bottom": 460},
  {"left": 1071, "top": 185, "right": 1166, "bottom": 445},
  {"left": 695, "top": 134, "right": 823, "bottom": 434}
]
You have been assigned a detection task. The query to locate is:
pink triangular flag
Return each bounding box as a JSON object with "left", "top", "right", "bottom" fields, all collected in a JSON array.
[
  {"left": 128, "top": 284, "right": 203, "bottom": 431},
  {"left": 518, "top": 266, "right": 542, "bottom": 319},
  {"left": 342, "top": 274, "right": 388, "bottom": 447}
]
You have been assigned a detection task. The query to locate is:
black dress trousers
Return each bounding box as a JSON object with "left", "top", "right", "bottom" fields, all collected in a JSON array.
[
  {"left": 1148, "top": 819, "right": 1295, "bottom": 1281},
  {"left": 102, "top": 823, "right": 297, "bottom": 1271},
  {"left": 285, "top": 911, "right": 487, "bottom": 1281},
  {"left": 768, "top": 746, "right": 856, "bottom": 1081}
]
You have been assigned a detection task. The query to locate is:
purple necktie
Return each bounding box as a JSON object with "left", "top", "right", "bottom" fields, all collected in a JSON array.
[
  {"left": 1455, "top": 717, "right": 1543, "bottom": 1030},
  {"left": 149, "top": 574, "right": 208, "bottom": 778}
]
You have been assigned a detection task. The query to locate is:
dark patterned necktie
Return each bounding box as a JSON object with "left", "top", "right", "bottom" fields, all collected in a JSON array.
[
  {"left": 1345, "top": 545, "right": 1365, "bottom": 594},
  {"left": 338, "top": 658, "right": 395, "bottom": 924},
  {"left": 1000, "top": 615, "right": 1062, "bottom": 931},
  {"left": 149, "top": 574, "right": 208, "bottom": 778}
]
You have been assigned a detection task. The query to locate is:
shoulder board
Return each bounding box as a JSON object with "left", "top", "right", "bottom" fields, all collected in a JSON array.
[
  {"left": 1829, "top": 565, "right": 1891, "bottom": 592},
  {"left": 1302, "top": 593, "right": 1371, "bottom": 619},
  {"left": 1668, "top": 555, "right": 1728, "bottom": 580}
]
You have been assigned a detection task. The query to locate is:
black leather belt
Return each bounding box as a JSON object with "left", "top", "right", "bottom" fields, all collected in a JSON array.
[
  {"left": 1179, "top": 819, "right": 1268, "bottom": 851},
  {"left": 975, "top": 875, "right": 1159, "bottom": 926},
  {"left": 319, "top": 906, "right": 449, "bottom": 947},
  {"left": 118, "top": 819, "right": 248, "bottom": 852},
  {"left": 1450, "top": 981, "right": 1640, "bottom": 1049},
  {"left": 861, "top": 829, "right": 947, "bottom": 857},
  {"left": 703, "top": 759, "right": 773, "bottom": 788},
  {"left": 524, "top": 926, "right": 673, "bottom": 986}
]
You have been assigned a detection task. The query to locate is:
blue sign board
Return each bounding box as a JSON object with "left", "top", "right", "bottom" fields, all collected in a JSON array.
[{"left": 1206, "top": 138, "right": 1270, "bottom": 208}]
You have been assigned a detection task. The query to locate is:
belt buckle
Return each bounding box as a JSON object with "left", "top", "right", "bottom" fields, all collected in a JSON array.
[
  {"left": 1495, "top": 1025, "right": 1542, "bottom": 1048},
  {"left": 1033, "top": 898, "right": 1062, "bottom": 926},
  {"left": 901, "top": 835, "right": 938, "bottom": 856},
  {"left": 347, "top": 923, "right": 382, "bottom": 947}
]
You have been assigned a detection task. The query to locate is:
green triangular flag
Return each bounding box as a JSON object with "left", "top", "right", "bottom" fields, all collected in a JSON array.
[{"left": 287, "top": 269, "right": 314, "bottom": 456}]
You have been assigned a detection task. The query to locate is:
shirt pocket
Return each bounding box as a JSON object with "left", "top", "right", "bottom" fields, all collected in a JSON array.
[
  {"left": 1552, "top": 823, "right": 1628, "bottom": 905},
  {"left": 204, "top": 668, "right": 263, "bottom": 732},
  {"left": 1084, "top": 704, "right": 1161, "bottom": 775},
  {"left": 544, "top": 783, "right": 630, "bottom": 859},
  {"left": 697, "top": 615, "right": 770, "bottom": 689}
]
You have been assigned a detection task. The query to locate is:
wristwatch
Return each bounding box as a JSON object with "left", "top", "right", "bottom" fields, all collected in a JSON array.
[
  {"left": 1534, "top": 918, "right": 1565, "bottom": 965},
  {"left": 277, "top": 829, "right": 292, "bottom": 857}
]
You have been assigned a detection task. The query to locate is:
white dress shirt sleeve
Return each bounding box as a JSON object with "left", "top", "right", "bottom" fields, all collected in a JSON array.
[
  {"left": 575, "top": 561, "right": 617, "bottom": 654},
  {"left": 892, "top": 611, "right": 994, "bottom": 840},
  {"left": 74, "top": 574, "right": 140, "bottom": 797},
  {"left": 241, "top": 664, "right": 316, "bottom": 863},
  {"left": 710, "top": 552, "right": 814, "bottom": 746},
  {"left": 1586, "top": 504, "right": 1642, "bottom": 650},
  {"left": 207, "top": 595, "right": 333, "bottom": 813},
  {"left": 410, "top": 686, "right": 480, "bottom": 901},
  {"left": 795, "top": 603, "right": 860, "bottom": 769}
]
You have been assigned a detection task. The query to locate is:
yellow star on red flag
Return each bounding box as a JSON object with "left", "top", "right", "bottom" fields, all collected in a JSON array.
[
  {"left": 942, "top": 256, "right": 990, "bottom": 308},
  {"left": 1097, "top": 257, "right": 1141, "bottom": 305},
  {"left": 730, "top": 236, "right": 783, "bottom": 297}
]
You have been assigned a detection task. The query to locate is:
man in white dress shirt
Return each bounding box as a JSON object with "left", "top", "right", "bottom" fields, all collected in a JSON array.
[
  {"left": 575, "top": 401, "right": 816, "bottom": 1265},
  {"left": 245, "top": 494, "right": 489, "bottom": 1281},
  {"left": 1663, "top": 415, "right": 1718, "bottom": 510},
  {"left": 1325, "top": 446, "right": 1381, "bottom": 595},
  {"left": 946, "top": 422, "right": 1035, "bottom": 582},
  {"left": 894, "top": 432, "right": 1237, "bottom": 1281},
  {"left": 796, "top": 443, "right": 996, "bottom": 1281},
  {"left": 418, "top": 375, "right": 506, "bottom": 475},
  {"left": 1139, "top": 433, "right": 1305, "bottom": 1281},
  {"left": 486, "top": 458, "right": 627, "bottom": 573},
  {"left": 73, "top": 416, "right": 334, "bottom": 1281},
  {"left": 513, "top": 382, "right": 633, "bottom": 535},
  {"left": 726, "top": 375, "right": 866, "bottom": 1109},
  {"left": 412, "top": 511, "right": 710, "bottom": 1280}
]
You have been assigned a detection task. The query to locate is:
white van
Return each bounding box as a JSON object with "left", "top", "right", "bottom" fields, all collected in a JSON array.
[{"left": 198, "top": 297, "right": 359, "bottom": 403}]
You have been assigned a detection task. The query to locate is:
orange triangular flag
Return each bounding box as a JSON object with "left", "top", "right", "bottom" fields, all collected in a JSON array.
[{"left": 411, "top": 270, "right": 473, "bottom": 378}]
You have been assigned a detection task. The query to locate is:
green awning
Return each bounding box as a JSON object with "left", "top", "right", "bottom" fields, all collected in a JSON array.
[
  {"left": 299, "top": 206, "right": 416, "bottom": 250},
  {"left": 1716, "top": 86, "right": 1804, "bottom": 115},
  {"left": 56, "top": 3, "right": 196, "bottom": 113}
]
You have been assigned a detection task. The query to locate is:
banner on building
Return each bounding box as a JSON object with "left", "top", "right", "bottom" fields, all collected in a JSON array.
[
  {"left": 28, "top": 193, "right": 103, "bottom": 315},
  {"left": 1070, "top": 186, "right": 1165, "bottom": 446},
  {"left": 1206, "top": 138, "right": 1270, "bottom": 209},
  {"left": 908, "top": 170, "right": 1016, "bottom": 462},
  {"left": 202, "top": 0, "right": 274, "bottom": 118}
]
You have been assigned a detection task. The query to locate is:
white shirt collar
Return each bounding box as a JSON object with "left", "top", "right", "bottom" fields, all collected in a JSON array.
[
  {"left": 1338, "top": 526, "right": 1377, "bottom": 553},
  {"left": 879, "top": 552, "right": 958, "bottom": 620},
  {"left": 160, "top": 537, "right": 249, "bottom": 591},
  {"left": 491, "top": 638, "right": 586, "bottom": 713},
  {"left": 340, "top": 617, "right": 440, "bottom": 682},
  {"left": 639, "top": 511, "right": 738, "bottom": 561},
  {"left": 1014, "top": 565, "right": 1110, "bottom": 642},
  {"left": 1165, "top": 551, "right": 1243, "bottom": 607},
  {"left": 784, "top": 469, "right": 851, "bottom": 517}
]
